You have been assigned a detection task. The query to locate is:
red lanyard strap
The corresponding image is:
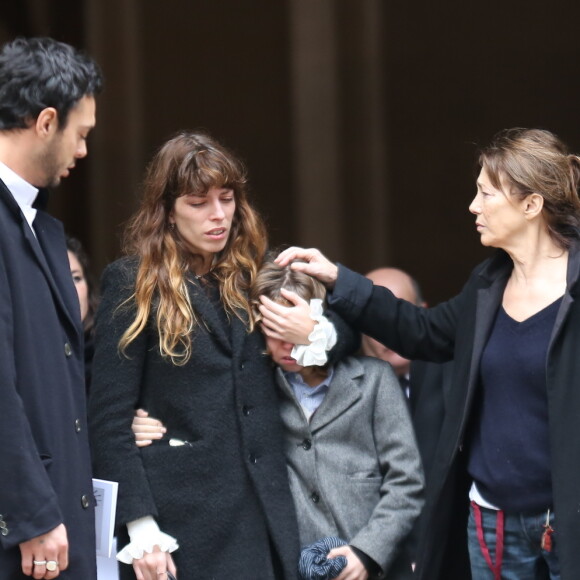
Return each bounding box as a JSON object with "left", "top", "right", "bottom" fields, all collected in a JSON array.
[{"left": 471, "top": 501, "right": 504, "bottom": 580}]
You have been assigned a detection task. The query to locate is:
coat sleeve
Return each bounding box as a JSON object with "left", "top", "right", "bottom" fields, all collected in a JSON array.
[
  {"left": 325, "top": 309, "right": 360, "bottom": 364},
  {"left": 327, "top": 264, "right": 470, "bottom": 363},
  {"left": 0, "top": 252, "right": 63, "bottom": 548},
  {"left": 349, "top": 359, "right": 425, "bottom": 574},
  {"left": 88, "top": 259, "right": 159, "bottom": 525}
]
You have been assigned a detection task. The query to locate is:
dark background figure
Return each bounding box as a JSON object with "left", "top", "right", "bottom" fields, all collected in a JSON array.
[
  {"left": 360, "top": 267, "right": 455, "bottom": 488},
  {"left": 361, "top": 267, "right": 426, "bottom": 395},
  {"left": 0, "top": 37, "right": 102, "bottom": 579},
  {"left": 67, "top": 235, "right": 99, "bottom": 392},
  {"left": 360, "top": 266, "right": 466, "bottom": 577}
]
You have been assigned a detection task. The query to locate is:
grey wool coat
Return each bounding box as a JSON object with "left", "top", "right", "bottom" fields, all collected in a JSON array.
[{"left": 276, "top": 356, "right": 424, "bottom": 578}]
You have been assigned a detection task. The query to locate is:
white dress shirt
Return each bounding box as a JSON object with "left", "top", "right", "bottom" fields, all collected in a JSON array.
[{"left": 0, "top": 161, "right": 39, "bottom": 233}]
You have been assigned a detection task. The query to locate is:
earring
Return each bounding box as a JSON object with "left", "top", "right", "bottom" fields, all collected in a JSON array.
[{"left": 169, "top": 223, "right": 175, "bottom": 231}]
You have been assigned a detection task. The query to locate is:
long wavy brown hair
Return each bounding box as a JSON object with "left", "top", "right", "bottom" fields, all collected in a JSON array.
[{"left": 119, "top": 131, "right": 268, "bottom": 364}]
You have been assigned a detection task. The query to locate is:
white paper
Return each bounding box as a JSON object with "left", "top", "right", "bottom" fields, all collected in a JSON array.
[
  {"left": 97, "top": 537, "right": 120, "bottom": 580},
  {"left": 93, "top": 478, "right": 119, "bottom": 558}
]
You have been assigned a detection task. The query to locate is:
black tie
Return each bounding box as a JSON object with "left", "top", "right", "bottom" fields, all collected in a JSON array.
[{"left": 399, "top": 375, "right": 411, "bottom": 398}]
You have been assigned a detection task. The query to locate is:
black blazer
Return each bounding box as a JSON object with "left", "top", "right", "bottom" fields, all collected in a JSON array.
[
  {"left": 328, "top": 249, "right": 580, "bottom": 580},
  {"left": 0, "top": 179, "right": 96, "bottom": 578}
]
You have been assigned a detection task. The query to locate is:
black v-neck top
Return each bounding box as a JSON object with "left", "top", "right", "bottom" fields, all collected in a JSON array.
[{"left": 468, "top": 296, "right": 562, "bottom": 512}]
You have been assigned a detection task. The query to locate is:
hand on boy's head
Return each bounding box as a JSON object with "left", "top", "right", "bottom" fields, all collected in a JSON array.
[
  {"left": 327, "top": 545, "right": 369, "bottom": 580},
  {"left": 274, "top": 247, "right": 338, "bottom": 288},
  {"left": 258, "top": 292, "right": 315, "bottom": 344},
  {"left": 132, "top": 409, "right": 166, "bottom": 448}
]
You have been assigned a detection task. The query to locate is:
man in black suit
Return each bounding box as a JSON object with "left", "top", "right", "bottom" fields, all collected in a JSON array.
[
  {"left": 361, "top": 268, "right": 425, "bottom": 397},
  {"left": 361, "top": 267, "right": 468, "bottom": 578},
  {"left": 0, "top": 37, "right": 102, "bottom": 579},
  {"left": 361, "top": 268, "right": 445, "bottom": 473}
]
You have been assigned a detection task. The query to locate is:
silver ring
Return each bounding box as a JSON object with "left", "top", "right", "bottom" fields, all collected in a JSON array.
[
  {"left": 33, "top": 560, "right": 47, "bottom": 565},
  {"left": 46, "top": 561, "right": 58, "bottom": 572}
]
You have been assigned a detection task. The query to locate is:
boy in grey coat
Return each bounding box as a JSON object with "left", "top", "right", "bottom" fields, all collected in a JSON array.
[{"left": 255, "top": 261, "right": 424, "bottom": 579}]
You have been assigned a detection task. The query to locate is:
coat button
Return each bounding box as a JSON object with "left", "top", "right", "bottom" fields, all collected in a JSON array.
[
  {"left": 74, "top": 419, "right": 82, "bottom": 432},
  {"left": 81, "top": 495, "right": 90, "bottom": 509},
  {"left": 310, "top": 492, "right": 320, "bottom": 503},
  {"left": 239, "top": 362, "right": 245, "bottom": 370},
  {"left": 302, "top": 438, "right": 312, "bottom": 450},
  {"left": 242, "top": 405, "right": 252, "bottom": 416},
  {"left": 248, "top": 454, "right": 257, "bottom": 464},
  {"left": 64, "top": 342, "right": 72, "bottom": 357}
]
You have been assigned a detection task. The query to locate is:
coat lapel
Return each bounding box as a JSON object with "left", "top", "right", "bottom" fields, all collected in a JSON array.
[
  {"left": 550, "top": 243, "right": 580, "bottom": 348},
  {"left": 33, "top": 211, "right": 82, "bottom": 338},
  {"left": 230, "top": 305, "right": 250, "bottom": 359},
  {"left": 187, "top": 279, "right": 233, "bottom": 354},
  {"left": 466, "top": 277, "right": 505, "bottom": 393},
  {"left": 309, "top": 359, "right": 363, "bottom": 432},
  {"left": 0, "top": 180, "right": 81, "bottom": 339}
]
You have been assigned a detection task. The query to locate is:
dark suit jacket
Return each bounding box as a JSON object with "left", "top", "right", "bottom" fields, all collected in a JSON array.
[
  {"left": 409, "top": 359, "right": 453, "bottom": 485},
  {"left": 327, "top": 250, "right": 580, "bottom": 580},
  {"left": 0, "top": 179, "right": 96, "bottom": 579},
  {"left": 409, "top": 360, "right": 470, "bottom": 580}
]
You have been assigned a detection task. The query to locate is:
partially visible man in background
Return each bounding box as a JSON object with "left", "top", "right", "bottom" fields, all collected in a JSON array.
[
  {"left": 361, "top": 267, "right": 425, "bottom": 396},
  {"left": 361, "top": 266, "right": 467, "bottom": 579},
  {"left": 0, "top": 37, "right": 102, "bottom": 579}
]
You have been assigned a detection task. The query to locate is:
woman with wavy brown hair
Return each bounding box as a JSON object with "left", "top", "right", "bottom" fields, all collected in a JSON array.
[{"left": 88, "top": 132, "right": 338, "bottom": 580}]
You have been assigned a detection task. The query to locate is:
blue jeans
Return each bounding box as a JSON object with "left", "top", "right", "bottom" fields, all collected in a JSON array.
[{"left": 467, "top": 503, "right": 560, "bottom": 580}]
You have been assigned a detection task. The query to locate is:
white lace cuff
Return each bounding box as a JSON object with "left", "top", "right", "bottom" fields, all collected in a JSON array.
[
  {"left": 291, "top": 299, "right": 337, "bottom": 367},
  {"left": 116, "top": 516, "right": 179, "bottom": 564}
]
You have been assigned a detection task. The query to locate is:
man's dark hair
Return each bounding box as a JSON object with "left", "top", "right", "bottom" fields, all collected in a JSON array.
[{"left": 0, "top": 37, "right": 103, "bottom": 131}]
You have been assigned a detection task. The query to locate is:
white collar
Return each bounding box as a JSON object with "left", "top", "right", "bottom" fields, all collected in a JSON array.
[{"left": 0, "top": 161, "right": 39, "bottom": 230}]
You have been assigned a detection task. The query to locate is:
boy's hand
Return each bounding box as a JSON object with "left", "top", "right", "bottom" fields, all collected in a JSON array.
[
  {"left": 328, "top": 545, "right": 369, "bottom": 580},
  {"left": 132, "top": 409, "right": 166, "bottom": 447}
]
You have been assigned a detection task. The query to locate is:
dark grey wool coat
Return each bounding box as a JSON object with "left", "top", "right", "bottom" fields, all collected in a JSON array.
[
  {"left": 327, "top": 247, "right": 580, "bottom": 580},
  {"left": 89, "top": 258, "right": 357, "bottom": 580},
  {"left": 0, "top": 180, "right": 96, "bottom": 579}
]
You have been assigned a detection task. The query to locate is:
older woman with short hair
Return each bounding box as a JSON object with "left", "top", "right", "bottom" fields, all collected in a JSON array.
[{"left": 264, "top": 128, "right": 580, "bottom": 579}]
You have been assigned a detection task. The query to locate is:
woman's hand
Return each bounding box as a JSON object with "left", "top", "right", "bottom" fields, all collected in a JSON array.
[
  {"left": 328, "top": 545, "right": 369, "bottom": 580},
  {"left": 132, "top": 545, "right": 176, "bottom": 580},
  {"left": 258, "top": 289, "right": 315, "bottom": 344},
  {"left": 275, "top": 247, "right": 339, "bottom": 288},
  {"left": 132, "top": 409, "right": 166, "bottom": 448}
]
